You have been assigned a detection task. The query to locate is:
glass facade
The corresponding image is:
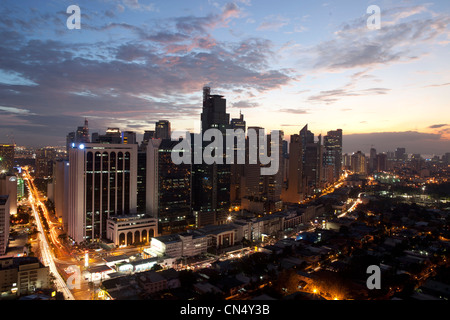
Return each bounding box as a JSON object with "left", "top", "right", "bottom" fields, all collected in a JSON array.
[{"left": 84, "top": 149, "right": 132, "bottom": 241}]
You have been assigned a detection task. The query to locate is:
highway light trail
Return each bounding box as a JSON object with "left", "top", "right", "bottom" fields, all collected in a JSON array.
[{"left": 24, "top": 170, "right": 75, "bottom": 300}]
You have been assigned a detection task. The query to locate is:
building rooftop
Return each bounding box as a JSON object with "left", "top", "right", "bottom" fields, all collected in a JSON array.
[
  {"left": 0, "top": 195, "right": 8, "bottom": 206},
  {"left": 103, "top": 254, "right": 130, "bottom": 263}
]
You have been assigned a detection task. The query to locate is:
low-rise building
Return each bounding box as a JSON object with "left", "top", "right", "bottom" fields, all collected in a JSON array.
[
  {"left": 107, "top": 214, "right": 158, "bottom": 246},
  {"left": 0, "top": 257, "right": 50, "bottom": 296},
  {"left": 137, "top": 270, "right": 167, "bottom": 295}
]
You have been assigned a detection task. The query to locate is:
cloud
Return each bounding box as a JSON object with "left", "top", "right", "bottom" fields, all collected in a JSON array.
[
  {"left": 231, "top": 100, "right": 260, "bottom": 109},
  {"left": 308, "top": 8, "right": 450, "bottom": 72},
  {"left": 428, "top": 124, "right": 448, "bottom": 129},
  {"left": 279, "top": 108, "right": 309, "bottom": 114},
  {"left": 308, "top": 87, "right": 391, "bottom": 104},
  {"left": 0, "top": 3, "right": 297, "bottom": 146},
  {"left": 423, "top": 82, "right": 450, "bottom": 88},
  {"left": 257, "top": 14, "right": 290, "bottom": 31},
  {"left": 122, "top": 0, "right": 158, "bottom": 12}
]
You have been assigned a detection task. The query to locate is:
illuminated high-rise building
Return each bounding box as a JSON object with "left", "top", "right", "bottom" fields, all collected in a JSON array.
[
  {"left": 230, "top": 112, "right": 246, "bottom": 203},
  {"left": 67, "top": 143, "right": 138, "bottom": 243},
  {"left": 324, "top": 129, "right": 343, "bottom": 180},
  {"left": 351, "top": 151, "right": 366, "bottom": 175},
  {"left": 146, "top": 139, "right": 192, "bottom": 234},
  {"left": 192, "top": 87, "right": 230, "bottom": 220},
  {"left": 35, "top": 147, "right": 56, "bottom": 179},
  {"left": 66, "top": 119, "right": 90, "bottom": 153},
  {"left": 91, "top": 128, "right": 122, "bottom": 144},
  {"left": 122, "top": 131, "right": 137, "bottom": 145},
  {"left": 0, "top": 174, "right": 17, "bottom": 216},
  {"left": 0, "top": 144, "right": 15, "bottom": 174},
  {"left": 282, "top": 134, "right": 303, "bottom": 203},
  {"left": 155, "top": 120, "right": 171, "bottom": 140},
  {"left": 300, "top": 125, "right": 322, "bottom": 194},
  {"left": 0, "top": 195, "right": 10, "bottom": 255}
]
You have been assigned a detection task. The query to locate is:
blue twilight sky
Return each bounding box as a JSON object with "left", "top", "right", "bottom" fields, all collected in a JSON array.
[{"left": 0, "top": 0, "right": 450, "bottom": 154}]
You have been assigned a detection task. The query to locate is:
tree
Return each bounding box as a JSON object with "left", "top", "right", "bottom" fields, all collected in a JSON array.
[{"left": 273, "top": 269, "right": 300, "bottom": 295}]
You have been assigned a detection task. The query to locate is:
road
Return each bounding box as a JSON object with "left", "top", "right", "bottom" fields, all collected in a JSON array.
[{"left": 24, "top": 168, "right": 75, "bottom": 300}]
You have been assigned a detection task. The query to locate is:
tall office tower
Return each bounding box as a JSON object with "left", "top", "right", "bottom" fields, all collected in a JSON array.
[
  {"left": 243, "top": 127, "right": 266, "bottom": 199},
  {"left": 0, "top": 144, "right": 15, "bottom": 174},
  {"left": 0, "top": 174, "right": 17, "bottom": 216},
  {"left": 139, "top": 131, "right": 155, "bottom": 153},
  {"left": 76, "top": 118, "right": 90, "bottom": 143},
  {"left": 143, "top": 130, "right": 155, "bottom": 142},
  {"left": 146, "top": 139, "right": 191, "bottom": 234},
  {"left": 264, "top": 130, "right": 284, "bottom": 204},
  {"left": 136, "top": 150, "right": 147, "bottom": 214},
  {"left": 35, "top": 147, "right": 56, "bottom": 179},
  {"left": 282, "top": 134, "right": 303, "bottom": 203},
  {"left": 17, "top": 177, "right": 25, "bottom": 201},
  {"left": 230, "top": 111, "right": 246, "bottom": 131},
  {"left": 53, "top": 160, "right": 69, "bottom": 229},
  {"left": 91, "top": 128, "right": 122, "bottom": 144},
  {"left": 377, "top": 153, "right": 387, "bottom": 172},
  {"left": 241, "top": 128, "right": 283, "bottom": 213},
  {"left": 230, "top": 112, "right": 246, "bottom": 204},
  {"left": 122, "top": 131, "right": 137, "bottom": 145},
  {"left": 201, "top": 87, "right": 230, "bottom": 133},
  {"left": 0, "top": 195, "right": 10, "bottom": 255},
  {"left": 324, "top": 129, "right": 343, "bottom": 180},
  {"left": 66, "top": 119, "right": 90, "bottom": 154},
  {"left": 192, "top": 87, "right": 231, "bottom": 219},
  {"left": 300, "top": 125, "right": 323, "bottom": 193},
  {"left": 443, "top": 152, "right": 450, "bottom": 165},
  {"left": 351, "top": 151, "right": 366, "bottom": 175},
  {"left": 66, "top": 132, "right": 76, "bottom": 154},
  {"left": 369, "top": 147, "right": 377, "bottom": 174},
  {"left": 342, "top": 153, "right": 351, "bottom": 170},
  {"left": 395, "top": 147, "right": 407, "bottom": 161},
  {"left": 155, "top": 120, "right": 171, "bottom": 140},
  {"left": 68, "top": 143, "right": 138, "bottom": 243}
]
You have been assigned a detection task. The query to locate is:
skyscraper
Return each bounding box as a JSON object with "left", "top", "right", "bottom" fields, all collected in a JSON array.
[
  {"left": 35, "top": 147, "right": 56, "bottom": 179},
  {"left": 53, "top": 159, "right": 69, "bottom": 230},
  {"left": 395, "top": 147, "right": 407, "bottom": 161},
  {"left": 0, "top": 195, "right": 10, "bottom": 255},
  {"left": 146, "top": 139, "right": 192, "bottom": 234},
  {"left": 66, "top": 119, "right": 90, "bottom": 153},
  {"left": 230, "top": 111, "right": 246, "bottom": 132},
  {"left": 369, "top": 147, "right": 377, "bottom": 174},
  {"left": 68, "top": 142, "right": 138, "bottom": 243},
  {"left": 155, "top": 120, "right": 171, "bottom": 140},
  {"left": 351, "top": 151, "right": 366, "bottom": 175},
  {"left": 0, "top": 174, "right": 17, "bottom": 216},
  {"left": 122, "top": 131, "right": 137, "bottom": 144},
  {"left": 76, "top": 118, "right": 90, "bottom": 143},
  {"left": 0, "top": 144, "right": 15, "bottom": 174},
  {"left": 230, "top": 112, "right": 246, "bottom": 203},
  {"left": 282, "top": 134, "right": 303, "bottom": 203},
  {"left": 300, "top": 125, "right": 322, "bottom": 194},
  {"left": 324, "top": 129, "right": 343, "bottom": 180},
  {"left": 91, "top": 128, "right": 122, "bottom": 144},
  {"left": 192, "top": 87, "right": 231, "bottom": 218}
]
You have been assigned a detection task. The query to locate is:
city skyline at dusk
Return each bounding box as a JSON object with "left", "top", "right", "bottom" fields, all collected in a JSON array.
[{"left": 0, "top": 0, "right": 449, "bottom": 155}]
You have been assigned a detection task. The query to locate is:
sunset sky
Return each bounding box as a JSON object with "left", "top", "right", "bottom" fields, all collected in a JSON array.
[{"left": 0, "top": 0, "right": 449, "bottom": 155}]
